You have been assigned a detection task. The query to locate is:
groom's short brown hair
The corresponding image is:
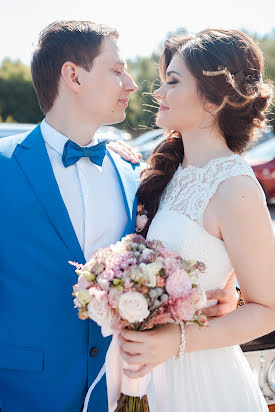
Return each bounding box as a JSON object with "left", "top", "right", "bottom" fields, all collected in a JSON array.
[{"left": 31, "top": 20, "right": 119, "bottom": 114}]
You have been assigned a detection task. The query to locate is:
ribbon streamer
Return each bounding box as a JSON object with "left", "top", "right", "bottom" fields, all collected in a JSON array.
[{"left": 83, "top": 332, "right": 167, "bottom": 412}]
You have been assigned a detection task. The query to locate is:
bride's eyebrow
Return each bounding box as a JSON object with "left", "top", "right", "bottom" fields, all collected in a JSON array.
[{"left": 166, "top": 70, "right": 182, "bottom": 77}]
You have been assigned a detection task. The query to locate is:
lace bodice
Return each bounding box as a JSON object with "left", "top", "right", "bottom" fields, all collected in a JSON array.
[
  {"left": 147, "top": 154, "right": 265, "bottom": 301},
  {"left": 159, "top": 154, "right": 264, "bottom": 225}
]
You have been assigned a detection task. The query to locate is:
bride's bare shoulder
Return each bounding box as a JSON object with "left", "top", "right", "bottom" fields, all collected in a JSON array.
[
  {"left": 216, "top": 174, "right": 265, "bottom": 208},
  {"left": 214, "top": 174, "right": 270, "bottom": 233}
]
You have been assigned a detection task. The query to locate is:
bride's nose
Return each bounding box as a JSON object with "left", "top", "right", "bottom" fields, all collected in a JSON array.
[{"left": 154, "top": 85, "right": 165, "bottom": 100}]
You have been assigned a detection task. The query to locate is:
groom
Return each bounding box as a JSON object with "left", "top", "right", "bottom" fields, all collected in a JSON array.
[{"left": 0, "top": 21, "right": 238, "bottom": 412}]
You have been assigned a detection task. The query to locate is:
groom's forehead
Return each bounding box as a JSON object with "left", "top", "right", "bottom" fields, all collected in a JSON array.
[{"left": 98, "top": 37, "right": 127, "bottom": 68}]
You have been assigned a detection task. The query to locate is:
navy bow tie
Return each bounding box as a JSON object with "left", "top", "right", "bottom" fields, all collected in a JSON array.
[{"left": 62, "top": 139, "right": 107, "bottom": 168}]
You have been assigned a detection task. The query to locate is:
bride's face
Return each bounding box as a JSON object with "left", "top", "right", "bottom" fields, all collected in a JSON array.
[{"left": 154, "top": 52, "right": 209, "bottom": 132}]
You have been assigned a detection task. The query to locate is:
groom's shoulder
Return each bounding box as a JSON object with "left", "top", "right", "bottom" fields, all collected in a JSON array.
[
  {"left": 133, "top": 161, "right": 147, "bottom": 180},
  {"left": 0, "top": 131, "right": 30, "bottom": 159},
  {"left": 107, "top": 150, "right": 145, "bottom": 178}
]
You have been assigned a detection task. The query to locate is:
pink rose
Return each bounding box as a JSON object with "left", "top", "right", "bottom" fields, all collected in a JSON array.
[
  {"left": 136, "top": 214, "right": 148, "bottom": 232},
  {"left": 87, "top": 295, "right": 114, "bottom": 331},
  {"left": 77, "top": 274, "right": 93, "bottom": 290},
  {"left": 108, "top": 287, "right": 123, "bottom": 309},
  {"left": 166, "top": 269, "right": 192, "bottom": 298},
  {"left": 170, "top": 298, "right": 196, "bottom": 322},
  {"left": 118, "top": 291, "right": 150, "bottom": 323}
]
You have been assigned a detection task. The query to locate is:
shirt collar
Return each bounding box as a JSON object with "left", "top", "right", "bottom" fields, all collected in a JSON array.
[{"left": 41, "top": 119, "right": 99, "bottom": 155}]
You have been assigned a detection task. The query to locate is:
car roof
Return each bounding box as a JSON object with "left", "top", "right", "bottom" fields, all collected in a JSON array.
[
  {"left": 0, "top": 123, "right": 36, "bottom": 138},
  {"left": 0, "top": 123, "right": 130, "bottom": 142}
]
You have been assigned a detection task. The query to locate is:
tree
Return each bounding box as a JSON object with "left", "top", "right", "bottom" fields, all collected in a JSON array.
[{"left": 0, "top": 58, "right": 43, "bottom": 123}]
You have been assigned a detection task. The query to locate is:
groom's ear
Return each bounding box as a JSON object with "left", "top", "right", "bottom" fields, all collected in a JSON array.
[{"left": 61, "top": 62, "right": 81, "bottom": 92}]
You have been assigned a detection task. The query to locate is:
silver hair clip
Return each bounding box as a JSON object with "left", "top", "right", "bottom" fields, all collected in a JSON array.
[{"left": 202, "top": 68, "right": 227, "bottom": 76}]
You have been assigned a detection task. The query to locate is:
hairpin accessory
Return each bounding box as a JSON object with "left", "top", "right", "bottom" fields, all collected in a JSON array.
[{"left": 202, "top": 68, "right": 227, "bottom": 76}]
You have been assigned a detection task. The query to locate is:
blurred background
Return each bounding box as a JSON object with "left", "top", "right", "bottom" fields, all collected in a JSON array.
[{"left": 0, "top": 0, "right": 274, "bottom": 135}]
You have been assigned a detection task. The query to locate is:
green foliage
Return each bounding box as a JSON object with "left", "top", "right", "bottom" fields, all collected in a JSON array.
[
  {"left": 0, "top": 58, "right": 43, "bottom": 123},
  {"left": 120, "top": 53, "right": 160, "bottom": 136},
  {"left": 257, "top": 31, "right": 275, "bottom": 131}
]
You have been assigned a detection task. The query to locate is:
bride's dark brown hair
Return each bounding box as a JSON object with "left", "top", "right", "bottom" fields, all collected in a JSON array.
[{"left": 137, "top": 28, "right": 273, "bottom": 237}]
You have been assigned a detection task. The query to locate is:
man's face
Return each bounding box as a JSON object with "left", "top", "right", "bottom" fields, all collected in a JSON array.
[{"left": 77, "top": 37, "right": 137, "bottom": 126}]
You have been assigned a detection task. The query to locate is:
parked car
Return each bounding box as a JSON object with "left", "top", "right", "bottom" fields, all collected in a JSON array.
[
  {"left": 244, "top": 137, "right": 275, "bottom": 203},
  {"left": 130, "top": 128, "right": 165, "bottom": 159},
  {"left": 0, "top": 123, "right": 131, "bottom": 143},
  {"left": 134, "top": 127, "right": 275, "bottom": 163},
  {"left": 241, "top": 334, "right": 275, "bottom": 409},
  {"left": 0, "top": 123, "right": 36, "bottom": 138}
]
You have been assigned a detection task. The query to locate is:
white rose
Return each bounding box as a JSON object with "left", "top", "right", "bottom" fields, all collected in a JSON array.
[
  {"left": 118, "top": 291, "right": 150, "bottom": 323},
  {"left": 87, "top": 296, "right": 113, "bottom": 328},
  {"left": 140, "top": 261, "right": 163, "bottom": 287}
]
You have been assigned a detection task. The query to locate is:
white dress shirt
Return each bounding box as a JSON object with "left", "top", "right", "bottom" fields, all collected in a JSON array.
[{"left": 41, "top": 119, "right": 128, "bottom": 261}]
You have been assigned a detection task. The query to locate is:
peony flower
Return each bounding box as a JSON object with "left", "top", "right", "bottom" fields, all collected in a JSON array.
[
  {"left": 166, "top": 269, "right": 192, "bottom": 298},
  {"left": 108, "top": 287, "right": 123, "bottom": 309},
  {"left": 170, "top": 298, "right": 196, "bottom": 322},
  {"left": 136, "top": 214, "right": 148, "bottom": 232},
  {"left": 118, "top": 291, "right": 150, "bottom": 323},
  {"left": 87, "top": 295, "right": 114, "bottom": 328}
]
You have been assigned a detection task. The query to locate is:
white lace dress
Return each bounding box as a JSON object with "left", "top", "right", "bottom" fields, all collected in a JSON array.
[{"left": 146, "top": 154, "right": 268, "bottom": 412}]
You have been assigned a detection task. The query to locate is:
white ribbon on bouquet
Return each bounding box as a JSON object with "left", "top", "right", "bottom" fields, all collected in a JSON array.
[{"left": 82, "top": 332, "right": 167, "bottom": 412}]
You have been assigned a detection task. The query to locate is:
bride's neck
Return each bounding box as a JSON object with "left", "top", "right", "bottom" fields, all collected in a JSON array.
[{"left": 180, "top": 127, "right": 233, "bottom": 168}]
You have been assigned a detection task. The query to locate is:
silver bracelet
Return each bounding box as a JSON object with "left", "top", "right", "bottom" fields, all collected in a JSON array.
[{"left": 177, "top": 321, "right": 185, "bottom": 360}]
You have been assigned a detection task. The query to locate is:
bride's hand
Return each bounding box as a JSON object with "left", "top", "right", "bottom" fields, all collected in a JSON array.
[
  {"left": 201, "top": 271, "right": 239, "bottom": 318},
  {"left": 119, "top": 323, "right": 181, "bottom": 379},
  {"left": 107, "top": 140, "right": 142, "bottom": 164}
]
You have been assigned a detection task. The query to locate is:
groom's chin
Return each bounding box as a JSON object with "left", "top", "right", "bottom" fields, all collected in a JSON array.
[{"left": 107, "top": 112, "right": 126, "bottom": 126}]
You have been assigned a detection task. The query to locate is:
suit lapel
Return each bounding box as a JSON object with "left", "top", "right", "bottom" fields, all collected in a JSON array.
[
  {"left": 14, "top": 125, "right": 85, "bottom": 263},
  {"left": 106, "top": 149, "right": 140, "bottom": 235}
]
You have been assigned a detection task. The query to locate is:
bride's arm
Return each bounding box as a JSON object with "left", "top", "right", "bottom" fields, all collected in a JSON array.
[
  {"left": 184, "top": 175, "right": 275, "bottom": 351},
  {"left": 119, "top": 175, "right": 275, "bottom": 378}
]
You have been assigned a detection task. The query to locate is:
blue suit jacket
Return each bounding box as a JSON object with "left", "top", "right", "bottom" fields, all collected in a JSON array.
[{"left": 0, "top": 125, "right": 142, "bottom": 412}]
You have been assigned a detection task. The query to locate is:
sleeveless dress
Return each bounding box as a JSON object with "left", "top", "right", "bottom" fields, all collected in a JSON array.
[{"left": 146, "top": 154, "right": 268, "bottom": 412}]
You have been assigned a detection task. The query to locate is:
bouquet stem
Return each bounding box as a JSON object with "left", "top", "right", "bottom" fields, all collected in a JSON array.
[{"left": 115, "top": 394, "right": 149, "bottom": 412}]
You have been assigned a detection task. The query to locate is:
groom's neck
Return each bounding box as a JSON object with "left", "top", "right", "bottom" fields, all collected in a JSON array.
[{"left": 45, "top": 103, "right": 101, "bottom": 146}]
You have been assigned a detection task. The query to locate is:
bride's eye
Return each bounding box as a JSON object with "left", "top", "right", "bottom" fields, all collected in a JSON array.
[{"left": 167, "top": 80, "right": 178, "bottom": 85}]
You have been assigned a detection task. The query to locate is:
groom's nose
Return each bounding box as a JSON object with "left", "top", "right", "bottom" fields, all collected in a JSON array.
[{"left": 124, "top": 72, "right": 138, "bottom": 93}]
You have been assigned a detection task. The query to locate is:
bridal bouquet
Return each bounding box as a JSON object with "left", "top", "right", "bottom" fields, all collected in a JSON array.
[{"left": 71, "top": 233, "right": 207, "bottom": 412}]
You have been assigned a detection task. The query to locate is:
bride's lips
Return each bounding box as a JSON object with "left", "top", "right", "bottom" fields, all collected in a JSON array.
[
  {"left": 118, "top": 99, "right": 129, "bottom": 107},
  {"left": 159, "top": 104, "right": 169, "bottom": 112}
]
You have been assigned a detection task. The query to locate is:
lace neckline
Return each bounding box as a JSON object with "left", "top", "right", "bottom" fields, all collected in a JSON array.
[{"left": 177, "top": 154, "right": 239, "bottom": 174}]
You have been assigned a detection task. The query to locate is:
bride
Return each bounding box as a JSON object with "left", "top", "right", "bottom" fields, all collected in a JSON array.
[{"left": 118, "top": 29, "right": 275, "bottom": 411}]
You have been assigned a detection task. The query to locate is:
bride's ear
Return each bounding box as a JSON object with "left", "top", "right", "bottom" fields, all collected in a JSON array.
[{"left": 203, "top": 99, "right": 219, "bottom": 117}]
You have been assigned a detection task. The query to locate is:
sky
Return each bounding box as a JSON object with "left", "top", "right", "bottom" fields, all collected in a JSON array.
[{"left": 0, "top": 0, "right": 275, "bottom": 66}]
